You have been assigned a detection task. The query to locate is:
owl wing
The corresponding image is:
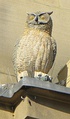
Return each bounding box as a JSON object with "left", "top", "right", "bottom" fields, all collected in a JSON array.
[
  {"left": 12, "top": 38, "right": 20, "bottom": 73},
  {"left": 51, "top": 37, "right": 57, "bottom": 63}
]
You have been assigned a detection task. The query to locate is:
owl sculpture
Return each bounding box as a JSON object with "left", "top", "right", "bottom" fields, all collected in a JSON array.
[{"left": 13, "top": 11, "right": 57, "bottom": 82}]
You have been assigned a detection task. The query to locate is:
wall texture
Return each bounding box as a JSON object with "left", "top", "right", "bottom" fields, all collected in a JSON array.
[{"left": 0, "top": 0, "right": 70, "bottom": 84}]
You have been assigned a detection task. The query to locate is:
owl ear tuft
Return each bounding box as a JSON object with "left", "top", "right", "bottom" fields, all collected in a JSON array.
[
  {"left": 47, "top": 11, "right": 53, "bottom": 15},
  {"left": 27, "top": 13, "right": 30, "bottom": 15}
]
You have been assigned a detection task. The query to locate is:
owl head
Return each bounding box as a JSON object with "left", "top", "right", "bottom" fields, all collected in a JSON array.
[{"left": 26, "top": 11, "right": 53, "bottom": 35}]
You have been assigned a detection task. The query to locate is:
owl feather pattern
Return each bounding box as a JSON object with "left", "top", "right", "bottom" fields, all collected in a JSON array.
[{"left": 13, "top": 11, "right": 57, "bottom": 81}]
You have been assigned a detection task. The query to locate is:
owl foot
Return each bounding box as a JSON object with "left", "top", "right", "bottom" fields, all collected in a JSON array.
[
  {"left": 17, "top": 71, "right": 28, "bottom": 82},
  {"left": 37, "top": 74, "right": 52, "bottom": 82}
]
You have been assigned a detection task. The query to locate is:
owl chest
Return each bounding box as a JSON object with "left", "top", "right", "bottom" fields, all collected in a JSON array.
[
  {"left": 17, "top": 30, "right": 52, "bottom": 62},
  {"left": 21, "top": 31, "right": 50, "bottom": 49}
]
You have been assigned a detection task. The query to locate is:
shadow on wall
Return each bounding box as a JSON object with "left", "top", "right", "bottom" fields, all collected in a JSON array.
[
  {"left": 30, "top": 95, "right": 70, "bottom": 114},
  {"left": 58, "top": 65, "right": 68, "bottom": 86}
]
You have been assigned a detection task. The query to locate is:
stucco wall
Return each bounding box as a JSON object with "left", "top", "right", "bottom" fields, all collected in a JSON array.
[{"left": 0, "top": 0, "right": 70, "bottom": 84}]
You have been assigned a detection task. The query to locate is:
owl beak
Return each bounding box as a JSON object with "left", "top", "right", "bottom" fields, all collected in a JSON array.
[{"left": 35, "top": 16, "right": 38, "bottom": 23}]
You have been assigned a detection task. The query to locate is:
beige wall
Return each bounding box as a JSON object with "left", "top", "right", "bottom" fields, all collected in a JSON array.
[
  {"left": 0, "top": 96, "right": 70, "bottom": 119},
  {"left": 0, "top": 0, "right": 70, "bottom": 83}
]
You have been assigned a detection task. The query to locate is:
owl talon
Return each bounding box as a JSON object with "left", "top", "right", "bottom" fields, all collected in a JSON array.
[
  {"left": 38, "top": 74, "right": 42, "bottom": 80},
  {"left": 44, "top": 75, "right": 52, "bottom": 82},
  {"left": 37, "top": 74, "right": 52, "bottom": 82},
  {"left": 20, "top": 77, "right": 23, "bottom": 79}
]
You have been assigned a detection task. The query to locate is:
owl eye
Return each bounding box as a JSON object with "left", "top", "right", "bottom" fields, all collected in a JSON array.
[
  {"left": 40, "top": 15, "right": 45, "bottom": 20},
  {"left": 29, "top": 15, "right": 35, "bottom": 20}
]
